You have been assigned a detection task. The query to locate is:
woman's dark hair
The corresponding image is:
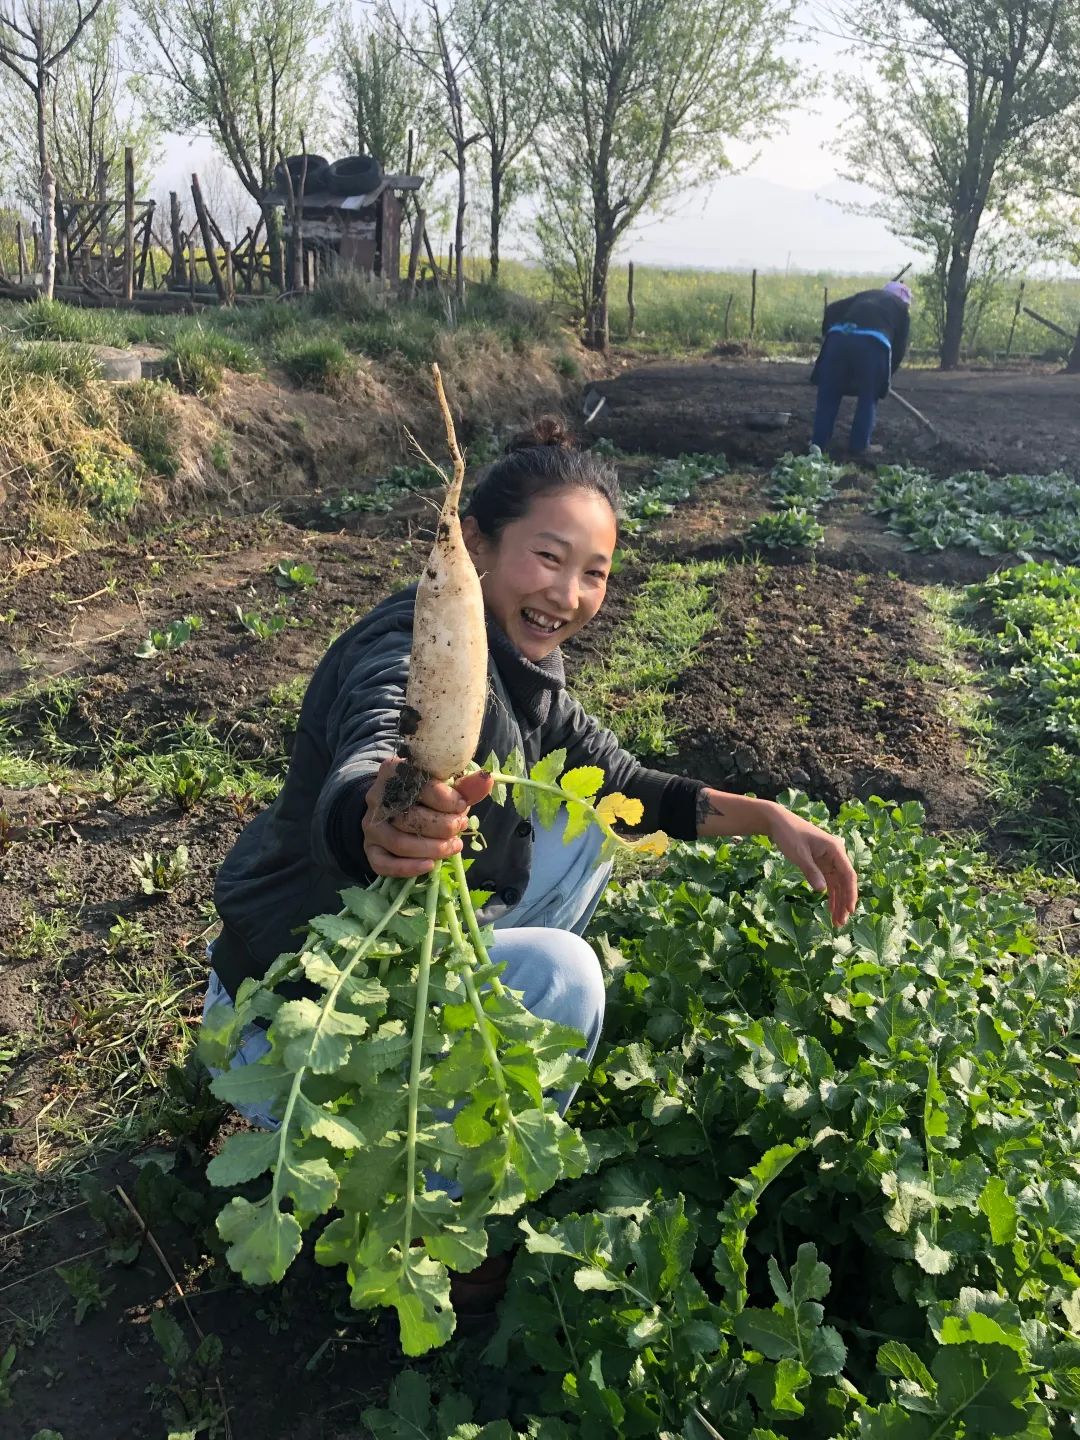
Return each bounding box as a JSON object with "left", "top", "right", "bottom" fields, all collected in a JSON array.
[{"left": 464, "top": 415, "right": 620, "bottom": 539}]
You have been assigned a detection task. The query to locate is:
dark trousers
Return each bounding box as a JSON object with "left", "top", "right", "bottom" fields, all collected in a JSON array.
[{"left": 812, "top": 333, "right": 891, "bottom": 452}]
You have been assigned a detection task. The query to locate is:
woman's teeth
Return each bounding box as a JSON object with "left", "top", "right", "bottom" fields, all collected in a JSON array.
[{"left": 522, "top": 607, "right": 563, "bottom": 634}]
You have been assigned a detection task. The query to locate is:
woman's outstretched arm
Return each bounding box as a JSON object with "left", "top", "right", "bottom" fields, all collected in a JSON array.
[{"left": 694, "top": 788, "right": 859, "bottom": 928}]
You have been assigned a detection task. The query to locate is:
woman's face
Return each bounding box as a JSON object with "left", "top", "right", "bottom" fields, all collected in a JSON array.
[{"left": 463, "top": 488, "right": 617, "bottom": 661}]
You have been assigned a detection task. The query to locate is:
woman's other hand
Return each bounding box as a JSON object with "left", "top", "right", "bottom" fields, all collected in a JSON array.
[{"left": 766, "top": 806, "right": 859, "bottom": 927}]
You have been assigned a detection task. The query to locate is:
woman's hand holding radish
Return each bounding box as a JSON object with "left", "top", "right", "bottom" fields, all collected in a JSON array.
[{"left": 363, "top": 758, "right": 494, "bottom": 877}]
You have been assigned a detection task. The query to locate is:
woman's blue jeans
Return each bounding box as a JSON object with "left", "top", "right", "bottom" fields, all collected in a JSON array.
[
  {"left": 812, "top": 332, "right": 891, "bottom": 453},
  {"left": 202, "top": 814, "right": 611, "bottom": 1130}
]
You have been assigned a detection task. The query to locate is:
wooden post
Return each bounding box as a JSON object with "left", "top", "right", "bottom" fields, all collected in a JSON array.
[
  {"left": 749, "top": 268, "right": 758, "bottom": 338},
  {"left": 31, "top": 221, "right": 40, "bottom": 271},
  {"left": 723, "top": 291, "right": 733, "bottom": 340},
  {"left": 122, "top": 146, "right": 135, "bottom": 300},
  {"left": 55, "top": 191, "right": 69, "bottom": 286},
  {"left": 1005, "top": 279, "right": 1025, "bottom": 358},
  {"left": 223, "top": 241, "right": 235, "bottom": 303},
  {"left": 190, "top": 172, "right": 228, "bottom": 303},
  {"left": 169, "top": 191, "right": 186, "bottom": 287},
  {"left": 148, "top": 245, "right": 158, "bottom": 291},
  {"left": 16, "top": 220, "right": 27, "bottom": 284},
  {"left": 627, "top": 261, "right": 636, "bottom": 339},
  {"left": 137, "top": 199, "right": 155, "bottom": 290},
  {"left": 188, "top": 236, "right": 197, "bottom": 299},
  {"left": 1066, "top": 321, "right": 1080, "bottom": 374},
  {"left": 96, "top": 157, "right": 108, "bottom": 283},
  {"left": 406, "top": 128, "right": 414, "bottom": 175},
  {"left": 406, "top": 206, "right": 424, "bottom": 297},
  {"left": 422, "top": 226, "right": 442, "bottom": 294}
]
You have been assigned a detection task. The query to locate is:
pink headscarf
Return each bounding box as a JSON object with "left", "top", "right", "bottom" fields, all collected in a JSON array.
[{"left": 883, "top": 281, "right": 912, "bottom": 305}]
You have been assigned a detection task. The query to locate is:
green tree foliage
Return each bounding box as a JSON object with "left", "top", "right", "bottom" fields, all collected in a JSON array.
[
  {"left": 0, "top": 0, "right": 110, "bottom": 296},
  {"left": 461, "top": 0, "right": 549, "bottom": 282},
  {"left": 2, "top": 0, "right": 159, "bottom": 209},
  {"left": 131, "top": 0, "right": 328, "bottom": 287},
  {"left": 534, "top": 0, "right": 803, "bottom": 348},
  {"left": 382, "top": 0, "right": 497, "bottom": 303},
  {"left": 333, "top": 11, "right": 439, "bottom": 178},
  {"left": 837, "top": 0, "right": 1080, "bottom": 369}
]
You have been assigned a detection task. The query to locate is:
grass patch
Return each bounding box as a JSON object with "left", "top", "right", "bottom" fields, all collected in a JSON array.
[
  {"left": 573, "top": 558, "right": 726, "bottom": 756},
  {"left": 118, "top": 717, "right": 286, "bottom": 809},
  {"left": 494, "top": 256, "right": 1080, "bottom": 357},
  {"left": 161, "top": 326, "right": 258, "bottom": 397},
  {"left": 276, "top": 334, "right": 354, "bottom": 391},
  {"left": 117, "top": 380, "right": 182, "bottom": 479}
]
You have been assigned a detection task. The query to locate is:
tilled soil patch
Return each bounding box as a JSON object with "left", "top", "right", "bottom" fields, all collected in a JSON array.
[
  {"left": 666, "top": 561, "right": 984, "bottom": 833},
  {"left": 590, "top": 357, "right": 1080, "bottom": 477}
]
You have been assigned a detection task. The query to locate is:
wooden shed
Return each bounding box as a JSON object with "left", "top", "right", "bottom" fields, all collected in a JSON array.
[{"left": 264, "top": 173, "right": 423, "bottom": 283}]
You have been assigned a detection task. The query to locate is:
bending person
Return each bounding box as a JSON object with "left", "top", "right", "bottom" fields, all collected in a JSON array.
[{"left": 810, "top": 280, "right": 912, "bottom": 457}]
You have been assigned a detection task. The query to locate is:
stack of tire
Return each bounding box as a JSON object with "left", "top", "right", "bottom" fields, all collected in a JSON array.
[{"left": 273, "top": 154, "right": 384, "bottom": 196}]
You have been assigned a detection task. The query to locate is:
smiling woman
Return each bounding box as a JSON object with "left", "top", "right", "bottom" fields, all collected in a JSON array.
[
  {"left": 204, "top": 413, "right": 858, "bottom": 1313},
  {"left": 461, "top": 425, "right": 617, "bottom": 660}
]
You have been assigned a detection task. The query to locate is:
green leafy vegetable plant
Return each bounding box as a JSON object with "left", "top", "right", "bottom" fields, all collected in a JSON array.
[
  {"left": 56, "top": 1260, "right": 115, "bottom": 1324},
  {"left": 427, "top": 794, "right": 1080, "bottom": 1438},
  {"left": 147, "top": 1310, "right": 226, "bottom": 1440},
  {"left": 235, "top": 605, "right": 289, "bottom": 640},
  {"left": 131, "top": 844, "right": 191, "bottom": 896},
  {"left": 200, "top": 750, "right": 666, "bottom": 1355},
  {"left": 158, "top": 753, "right": 225, "bottom": 811},
  {"left": 768, "top": 446, "right": 845, "bottom": 509},
  {"left": 964, "top": 560, "right": 1080, "bottom": 864},
  {"left": 273, "top": 560, "right": 317, "bottom": 590},
  {"left": 621, "top": 453, "right": 727, "bottom": 533},
  {"left": 134, "top": 615, "right": 202, "bottom": 658},
  {"left": 322, "top": 464, "right": 444, "bottom": 519},
  {"left": 873, "top": 465, "right": 1080, "bottom": 559},
  {"left": 746, "top": 507, "right": 825, "bottom": 549},
  {"left": 0, "top": 1344, "right": 20, "bottom": 1408}
]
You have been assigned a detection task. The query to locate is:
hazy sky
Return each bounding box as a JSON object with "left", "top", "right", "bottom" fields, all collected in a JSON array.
[{"left": 157, "top": 2, "right": 917, "bottom": 273}]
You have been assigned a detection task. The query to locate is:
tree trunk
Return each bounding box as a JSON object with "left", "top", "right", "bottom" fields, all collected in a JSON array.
[
  {"left": 940, "top": 244, "right": 971, "bottom": 370},
  {"left": 36, "top": 79, "right": 56, "bottom": 299},
  {"left": 40, "top": 167, "right": 56, "bottom": 299},
  {"left": 584, "top": 231, "right": 614, "bottom": 350},
  {"left": 263, "top": 203, "right": 285, "bottom": 290},
  {"left": 489, "top": 158, "right": 501, "bottom": 284},
  {"left": 455, "top": 144, "right": 466, "bottom": 304}
]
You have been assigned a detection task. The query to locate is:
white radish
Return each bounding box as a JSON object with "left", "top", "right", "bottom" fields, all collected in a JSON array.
[{"left": 389, "top": 365, "right": 488, "bottom": 806}]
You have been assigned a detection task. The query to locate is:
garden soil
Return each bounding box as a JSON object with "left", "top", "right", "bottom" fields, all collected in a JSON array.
[
  {"left": 591, "top": 356, "right": 1080, "bottom": 478},
  {"left": 1, "top": 356, "right": 1076, "bottom": 1439}
]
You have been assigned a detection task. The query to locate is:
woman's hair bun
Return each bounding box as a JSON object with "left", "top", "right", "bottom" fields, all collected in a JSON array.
[{"left": 505, "top": 414, "right": 574, "bottom": 454}]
